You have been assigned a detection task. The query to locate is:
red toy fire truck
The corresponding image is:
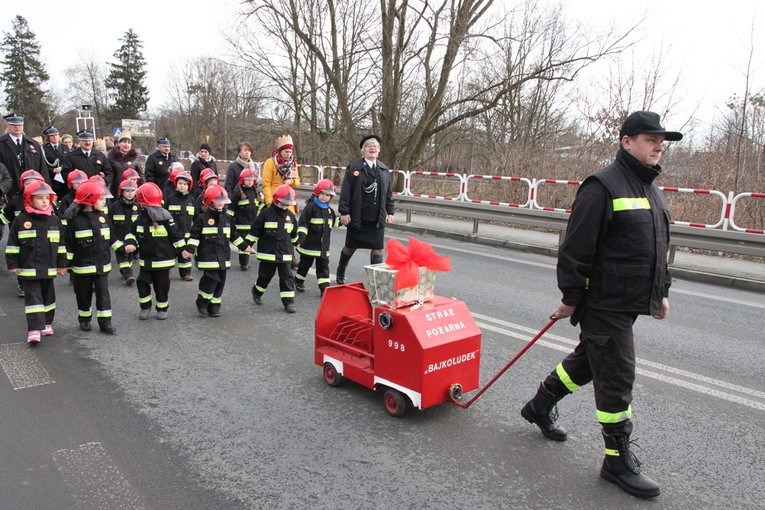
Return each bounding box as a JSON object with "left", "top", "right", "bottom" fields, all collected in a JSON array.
[{"left": 315, "top": 281, "right": 482, "bottom": 416}]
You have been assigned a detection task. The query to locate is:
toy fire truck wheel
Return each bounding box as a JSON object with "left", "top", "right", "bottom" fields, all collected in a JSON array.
[
  {"left": 383, "top": 389, "right": 407, "bottom": 417},
  {"left": 323, "top": 362, "right": 343, "bottom": 387}
]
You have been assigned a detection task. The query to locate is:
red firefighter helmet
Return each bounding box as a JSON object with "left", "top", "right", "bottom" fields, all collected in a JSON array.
[
  {"left": 273, "top": 184, "right": 296, "bottom": 206},
  {"left": 175, "top": 171, "right": 193, "bottom": 187},
  {"left": 200, "top": 168, "right": 218, "bottom": 189},
  {"left": 135, "top": 182, "right": 163, "bottom": 207},
  {"left": 118, "top": 179, "right": 138, "bottom": 195},
  {"left": 67, "top": 169, "right": 88, "bottom": 188},
  {"left": 88, "top": 175, "right": 113, "bottom": 198},
  {"left": 74, "top": 180, "right": 107, "bottom": 206},
  {"left": 202, "top": 184, "right": 230, "bottom": 207},
  {"left": 19, "top": 169, "right": 44, "bottom": 188},
  {"left": 169, "top": 163, "right": 185, "bottom": 185},
  {"left": 239, "top": 168, "right": 258, "bottom": 185},
  {"left": 23, "top": 180, "right": 56, "bottom": 206},
  {"left": 313, "top": 178, "right": 336, "bottom": 196},
  {"left": 122, "top": 168, "right": 141, "bottom": 181}
]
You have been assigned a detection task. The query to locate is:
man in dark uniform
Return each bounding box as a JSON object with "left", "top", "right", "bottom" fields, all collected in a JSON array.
[
  {"left": 520, "top": 111, "right": 682, "bottom": 499},
  {"left": 144, "top": 137, "right": 177, "bottom": 191},
  {"left": 62, "top": 131, "right": 114, "bottom": 189},
  {"left": 41, "top": 125, "right": 69, "bottom": 199},
  {"left": 0, "top": 113, "right": 49, "bottom": 197}
]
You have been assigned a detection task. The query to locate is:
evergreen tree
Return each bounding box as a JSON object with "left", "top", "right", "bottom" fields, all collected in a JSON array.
[
  {"left": 105, "top": 29, "right": 149, "bottom": 122},
  {"left": 0, "top": 15, "right": 51, "bottom": 133}
]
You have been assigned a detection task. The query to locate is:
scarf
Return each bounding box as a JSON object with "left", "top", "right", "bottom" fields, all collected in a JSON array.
[
  {"left": 312, "top": 196, "right": 329, "bottom": 209},
  {"left": 271, "top": 150, "right": 296, "bottom": 180},
  {"left": 25, "top": 204, "right": 53, "bottom": 216},
  {"left": 236, "top": 156, "right": 256, "bottom": 172}
]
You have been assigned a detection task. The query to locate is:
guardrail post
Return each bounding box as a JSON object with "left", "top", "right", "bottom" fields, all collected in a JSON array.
[{"left": 473, "top": 218, "right": 479, "bottom": 235}]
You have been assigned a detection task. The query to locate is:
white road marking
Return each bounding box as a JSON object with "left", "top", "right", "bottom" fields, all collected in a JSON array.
[
  {"left": 53, "top": 442, "right": 145, "bottom": 510},
  {"left": 0, "top": 343, "right": 55, "bottom": 389},
  {"left": 474, "top": 314, "right": 765, "bottom": 412}
]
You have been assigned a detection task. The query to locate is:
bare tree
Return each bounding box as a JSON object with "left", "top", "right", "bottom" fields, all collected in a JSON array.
[
  {"left": 237, "top": 0, "right": 633, "bottom": 171},
  {"left": 63, "top": 49, "right": 109, "bottom": 130},
  {"left": 158, "top": 57, "right": 267, "bottom": 158}
]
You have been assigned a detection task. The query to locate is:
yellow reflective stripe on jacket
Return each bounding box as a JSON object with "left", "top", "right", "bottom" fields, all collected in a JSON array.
[
  {"left": 297, "top": 246, "right": 322, "bottom": 257},
  {"left": 75, "top": 230, "right": 93, "bottom": 238},
  {"left": 47, "top": 231, "right": 60, "bottom": 242},
  {"left": 5, "top": 245, "right": 20, "bottom": 254},
  {"left": 612, "top": 197, "right": 650, "bottom": 211},
  {"left": 18, "top": 230, "right": 36, "bottom": 239},
  {"left": 151, "top": 225, "right": 168, "bottom": 237},
  {"left": 556, "top": 363, "right": 581, "bottom": 393},
  {"left": 596, "top": 406, "right": 632, "bottom": 424},
  {"left": 309, "top": 218, "right": 326, "bottom": 225},
  {"left": 112, "top": 214, "right": 126, "bottom": 221},
  {"left": 18, "top": 269, "right": 37, "bottom": 277},
  {"left": 101, "top": 228, "right": 111, "bottom": 239}
]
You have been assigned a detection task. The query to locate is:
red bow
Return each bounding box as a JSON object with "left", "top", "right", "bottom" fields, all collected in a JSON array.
[{"left": 385, "top": 237, "right": 451, "bottom": 291}]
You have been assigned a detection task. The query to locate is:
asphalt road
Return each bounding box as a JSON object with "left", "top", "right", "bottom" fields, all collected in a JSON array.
[{"left": 0, "top": 227, "right": 763, "bottom": 509}]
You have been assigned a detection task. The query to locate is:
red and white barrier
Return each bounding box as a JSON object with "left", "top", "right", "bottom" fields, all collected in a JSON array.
[
  {"left": 531, "top": 179, "right": 581, "bottom": 212},
  {"left": 463, "top": 175, "right": 532, "bottom": 208},
  {"left": 728, "top": 192, "right": 765, "bottom": 234},
  {"left": 659, "top": 187, "right": 728, "bottom": 229}
]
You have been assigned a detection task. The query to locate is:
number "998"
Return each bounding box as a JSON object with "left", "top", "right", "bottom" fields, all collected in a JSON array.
[{"left": 387, "top": 339, "right": 405, "bottom": 352}]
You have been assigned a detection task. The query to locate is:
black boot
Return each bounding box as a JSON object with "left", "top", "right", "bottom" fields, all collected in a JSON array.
[
  {"left": 98, "top": 320, "right": 116, "bottom": 335},
  {"left": 336, "top": 251, "right": 352, "bottom": 284},
  {"left": 600, "top": 433, "right": 660, "bottom": 498},
  {"left": 521, "top": 382, "right": 567, "bottom": 441},
  {"left": 370, "top": 253, "right": 383, "bottom": 265}
]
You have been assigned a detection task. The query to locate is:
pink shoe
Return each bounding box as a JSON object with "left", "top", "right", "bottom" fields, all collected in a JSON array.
[
  {"left": 27, "top": 330, "right": 41, "bottom": 344},
  {"left": 42, "top": 324, "right": 54, "bottom": 336}
]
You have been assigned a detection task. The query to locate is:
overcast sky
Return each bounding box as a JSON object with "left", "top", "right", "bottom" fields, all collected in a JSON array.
[{"left": 4, "top": 0, "right": 765, "bottom": 133}]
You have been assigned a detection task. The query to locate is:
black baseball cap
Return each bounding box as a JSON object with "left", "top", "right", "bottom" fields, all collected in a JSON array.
[{"left": 619, "top": 111, "right": 683, "bottom": 141}]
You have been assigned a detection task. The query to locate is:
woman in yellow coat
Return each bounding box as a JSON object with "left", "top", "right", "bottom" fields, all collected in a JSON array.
[{"left": 261, "top": 134, "right": 300, "bottom": 215}]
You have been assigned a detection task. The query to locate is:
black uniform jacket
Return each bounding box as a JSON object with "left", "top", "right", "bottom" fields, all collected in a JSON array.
[
  {"left": 247, "top": 203, "right": 298, "bottom": 263},
  {"left": 63, "top": 147, "right": 114, "bottom": 188},
  {"left": 557, "top": 148, "right": 671, "bottom": 319},
  {"left": 65, "top": 209, "right": 116, "bottom": 275},
  {"left": 165, "top": 190, "right": 196, "bottom": 236},
  {"left": 296, "top": 197, "right": 338, "bottom": 259},
  {"left": 185, "top": 208, "right": 243, "bottom": 270},
  {"left": 144, "top": 150, "right": 177, "bottom": 191},
  {"left": 5, "top": 210, "right": 67, "bottom": 278},
  {"left": 338, "top": 158, "right": 394, "bottom": 228},
  {"left": 124, "top": 208, "right": 186, "bottom": 270},
  {"left": 0, "top": 134, "right": 48, "bottom": 196}
]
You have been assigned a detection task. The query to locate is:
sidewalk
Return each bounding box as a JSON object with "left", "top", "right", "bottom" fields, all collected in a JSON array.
[{"left": 390, "top": 215, "right": 765, "bottom": 293}]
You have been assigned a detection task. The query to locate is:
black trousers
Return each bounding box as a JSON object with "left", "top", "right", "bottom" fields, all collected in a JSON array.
[
  {"left": 296, "top": 255, "right": 331, "bottom": 292},
  {"left": 544, "top": 308, "right": 638, "bottom": 436},
  {"left": 137, "top": 268, "right": 171, "bottom": 311},
  {"left": 196, "top": 269, "right": 227, "bottom": 314},
  {"left": 72, "top": 273, "right": 112, "bottom": 325},
  {"left": 21, "top": 279, "right": 56, "bottom": 331},
  {"left": 253, "top": 261, "right": 295, "bottom": 305},
  {"left": 177, "top": 252, "right": 192, "bottom": 277},
  {"left": 115, "top": 250, "right": 136, "bottom": 278}
]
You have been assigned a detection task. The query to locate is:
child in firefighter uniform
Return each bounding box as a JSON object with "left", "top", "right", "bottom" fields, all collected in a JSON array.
[
  {"left": 295, "top": 179, "right": 338, "bottom": 295},
  {"left": 110, "top": 179, "right": 140, "bottom": 286},
  {"left": 165, "top": 171, "right": 196, "bottom": 281},
  {"left": 56, "top": 169, "right": 88, "bottom": 226},
  {"left": 64, "top": 180, "right": 118, "bottom": 334},
  {"left": 4, "top": 182, "right": 67, "bottom": 345},
  {"left": 248, "top": 184, "right": 299, "bottom": 314},
  {"left": 123, "top": 182, "right": 187, "bottom": 320},
  {"left": 181, "top": 185, "right": 250, "bottom": 317},
  {"left": 194, "top": 168, "right": 220, "bottom": 213},
  {"left": 2, "top": 170, "right": 47, "bottom": 297},
  {"left": 228, "top": 168, "right": 264, "bottom": 271}
]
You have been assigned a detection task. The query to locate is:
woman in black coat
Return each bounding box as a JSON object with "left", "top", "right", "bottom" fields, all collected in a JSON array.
[{"left": 335, "top": 135, "right": 394, "bottom": 283}]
